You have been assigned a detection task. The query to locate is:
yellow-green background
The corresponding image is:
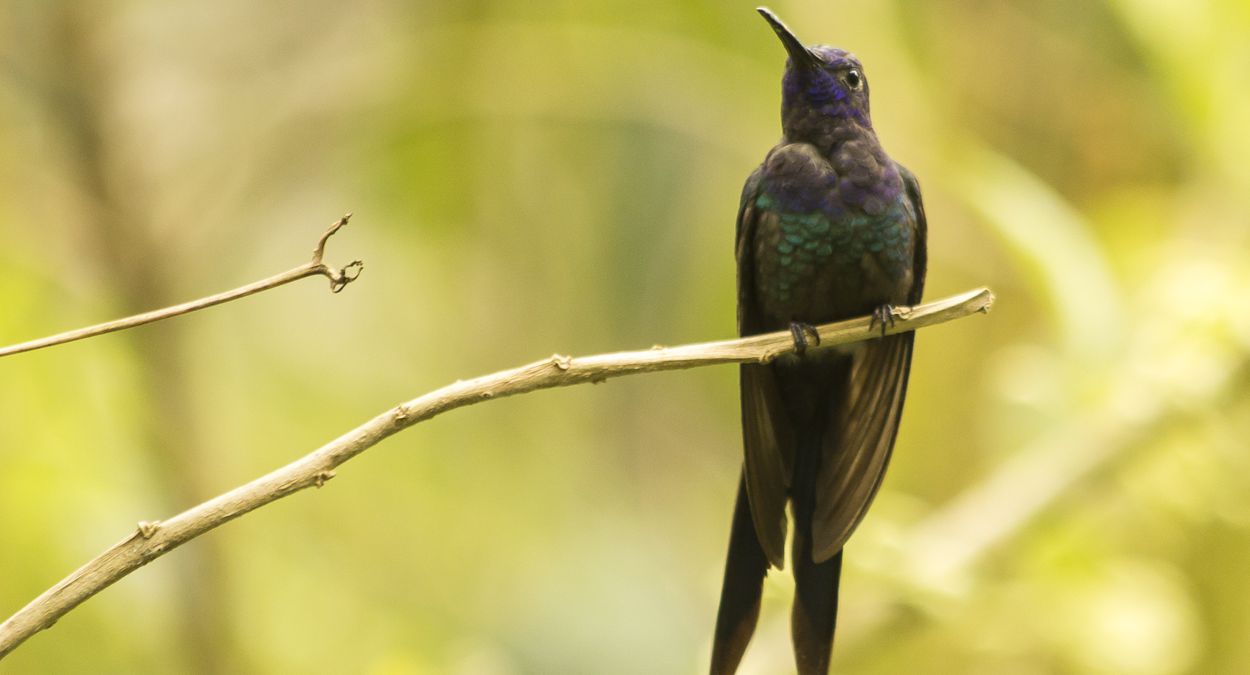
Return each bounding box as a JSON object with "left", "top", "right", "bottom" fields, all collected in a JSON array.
[{"left": 2, "top": 2, "right": 1248, "bottom": 673}]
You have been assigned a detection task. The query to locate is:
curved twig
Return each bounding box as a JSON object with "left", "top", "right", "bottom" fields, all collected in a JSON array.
[
  {"left": 0, "top": 214, "right": 363, "bottom": 358},
  {"left": 0, "top": 287, "right": 993, "bottom": 658}
]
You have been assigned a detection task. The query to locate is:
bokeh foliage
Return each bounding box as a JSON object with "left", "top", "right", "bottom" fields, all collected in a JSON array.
[{"left": 1, "top": 1, "right": 1247, "bottom": 673}]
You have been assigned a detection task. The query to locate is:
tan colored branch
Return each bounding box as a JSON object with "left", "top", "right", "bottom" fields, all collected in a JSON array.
[
  {"left": 0, "top": 214, "right": 363, "bottom": 359},
  {"left": 0, "top": 286, "right": 993, "bottom": 659}
]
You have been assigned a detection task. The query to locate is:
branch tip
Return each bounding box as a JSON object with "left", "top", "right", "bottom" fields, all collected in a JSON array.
[
  {"left": 0, "top": 212, "right": 364, "bottom": 360},
  {"left": 979, "top": 291, "right": 996, "bottom": 313},
  {"left": 327, "top": 260, "right": 364, "bottom": 293},
  {"left": 312, "top": 212, "right": 353, "bottom": 264}
]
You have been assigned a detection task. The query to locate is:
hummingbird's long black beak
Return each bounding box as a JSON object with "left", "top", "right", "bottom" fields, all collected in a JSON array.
[{"left": 757, "top": 7, "right": 817, "bottom": 71}]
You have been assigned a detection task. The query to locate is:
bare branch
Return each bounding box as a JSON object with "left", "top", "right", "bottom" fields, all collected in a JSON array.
[
  {"left": 0, "top": 287, "right": 993, "bottom": 658},
  {"left": 0, "top": 214, "right": 363, "bottom": 358}
]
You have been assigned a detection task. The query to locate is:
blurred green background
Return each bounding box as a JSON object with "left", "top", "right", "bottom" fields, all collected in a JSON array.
[{"left": 1, "top": 1, "right": 1248, "bottom": 673}]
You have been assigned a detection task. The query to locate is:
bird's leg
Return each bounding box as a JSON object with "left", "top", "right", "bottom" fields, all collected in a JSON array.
[
  {"left": 789, "top": 321, "right": 821, "bottom": 356},
  {"left": 868, "top": 304, "right": 897, "bottom": 337}
]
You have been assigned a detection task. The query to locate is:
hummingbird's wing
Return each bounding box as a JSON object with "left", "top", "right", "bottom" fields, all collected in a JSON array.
[
  {"left": 809, "top": 164, "right": 928, "bottom": 562},
  {"left": 736, "top": 166, "right": 793, "bottom": 569},
  {"left": 899, "top": 163, "right": 928, "bottom": 305},
  {"left": 810, "top": 332, "right": 912, "bottom": 561}
]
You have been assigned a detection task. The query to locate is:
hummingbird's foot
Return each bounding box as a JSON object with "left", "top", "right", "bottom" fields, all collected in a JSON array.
[
  {"left": 789, "top": 321, "right": 821, "bottom": 356},
  {"left": 868, "top": 304, "right": 897, "bottom": 337}
]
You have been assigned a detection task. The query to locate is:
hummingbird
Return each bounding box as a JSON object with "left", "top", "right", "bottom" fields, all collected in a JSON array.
[{"left": 710, "top": 8, "right": 927, "bottom": 674}]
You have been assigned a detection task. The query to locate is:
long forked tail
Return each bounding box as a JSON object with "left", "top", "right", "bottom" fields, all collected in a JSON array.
[{"left": 709, "top": 474, "right": 770, "bottom": 675}]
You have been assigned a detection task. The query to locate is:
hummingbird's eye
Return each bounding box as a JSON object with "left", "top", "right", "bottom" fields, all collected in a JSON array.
[{"left": 844, "top": 69, "right": 863, "bottom": 90}]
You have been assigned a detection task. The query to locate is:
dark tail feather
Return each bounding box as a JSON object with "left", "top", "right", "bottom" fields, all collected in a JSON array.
[
  {"left": 791, "top": 420, "right": 844, "bottom": 675},
  {"left": 791, "top": 539, "right": 842, "bottom": 674},
  {"left": 710, "top": 474, "right": 770, "bottom": 675}
]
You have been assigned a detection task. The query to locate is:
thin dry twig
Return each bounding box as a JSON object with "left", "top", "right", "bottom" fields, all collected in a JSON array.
[
  {"left": 0, "top": 287, "right": 993, "bottom": 658},
  {"left": 0, "top": 214, "right": 363, "bottom": 359}
]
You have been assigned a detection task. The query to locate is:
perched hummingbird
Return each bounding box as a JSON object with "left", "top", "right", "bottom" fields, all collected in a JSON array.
[{"left": 710, "top": 8, "right": 927, "bottom": 674}]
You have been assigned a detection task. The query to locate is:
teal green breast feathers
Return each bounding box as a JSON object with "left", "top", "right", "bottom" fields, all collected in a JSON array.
[{"left": 744, "top": 143, "right": 916, "bottom": 323}]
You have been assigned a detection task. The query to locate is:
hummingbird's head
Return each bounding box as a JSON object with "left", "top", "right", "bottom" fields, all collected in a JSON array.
[{"left": 757, "top": 8, "right": 872, "bottom": 140}]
